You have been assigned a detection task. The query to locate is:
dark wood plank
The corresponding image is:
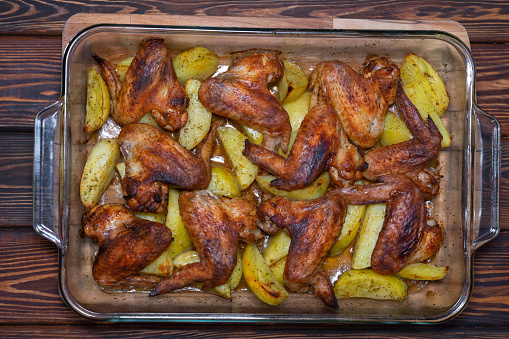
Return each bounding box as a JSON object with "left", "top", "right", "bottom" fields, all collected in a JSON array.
[
  {"left": 0, "top": 36, "right": 61, "bottom": 131},
  {"left": 0, "top": 131, "right": 33, "bottom": 226},
  {"left": 0, "top": 227, "right": 507, "bottom": 326},
  {"left": 1, "top": 35, "right": 509, "bottom": 135},
  {"left": 1, "top": 1, "right": 509, "bottom": 43}
]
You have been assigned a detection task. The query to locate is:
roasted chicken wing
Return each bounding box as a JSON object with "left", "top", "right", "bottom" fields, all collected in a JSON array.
[
  {"left": 118, "top": 122, "right": 217, "bottom": 213},
  {"left": 94, "top": 37, "right": 188, "bottom": 130},
  {"left": 362, "top": 83, "right": 442, "bottom": 181},
  {"left": 243, "top": 105, "right": 340, "bottom": 191},
  {"left": 150, "top": 190, "right": 260, "bottom": 296},
  {"left": 309, "top": 60, "right": 387, "bottom": 149},
  {"left": 257, "top": 193, "right": 347, "bottom": 309},
  {"left": 84, "top": 204, "right": 172, "bottom": 290},
  {"left": 198, "top": 52, "right": 292, "bottom": 152},
  {"left": 336, "top": 174, "right": 426, "bottom": 275},
  {"left": 360, "top": 55, "right": 400, "bottom": 105}
]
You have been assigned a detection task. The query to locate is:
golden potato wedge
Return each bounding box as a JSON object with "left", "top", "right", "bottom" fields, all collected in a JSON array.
[
  {"left": 351, "top": 204, "right": 387, "bottom": 270},
  {"left": 379, "top": 111, "right": 413, "bottom": 146},
  {"left": 84, "top": 67, "right": 110, "bottom": 133},
  {"left": 178, "top": 79, "right": 213, "bottom": 150},
  {"left": 165, "top": 188, "right": 194, "bottom": 259},
  {"left": 278, "top": 91, "right": 312, "bottom": 156},
  {"left": 396, "top": 263, "right": 448, "bottom": 281},
  {"left": 238, "top": 124, "right": 264, "bottom": 145},
  {"left": 207, "top": 165, "right": 241, "bottom": 198},
  {"left": 256, "top": 171, "right": 330, "bottom": 200},
  {"left": 334, "top": 268, "right": 407, "bottom": 301},
  {"left": 278, "top": 59, "right": 309, "bottom": 103},
  {"left": 269, "top": 258, "right": 286, "bottom": 286},
  {"left": 173, "top": 250, "right": 200, "bottom": 268},
  {"left": 263, "top": 230, "right": 291, "bottom": 266},
  {"left": 227, "top": 251, "right": 243, "bottom": 291},
  {"left": 329, "top": 205, "right": 366, "bottom": 256},
  {"left": 217, "top": 126, "right": 258, "bottom": 190},
  {"left": 173, "top": 47, "right": 219, "bottom": 84},
  {"left": 80, "top": 138, "right": 121, "bottom": 208},
  {"left": 140, "top": 249, "right": 174, "bottom": 277},
  {"left": 134, "top": 212, "right": 166, "bottom": 224},
  {"left": 115, "top": 161, "right": 126, "bottom": 179},
  {"left": 116, "top": 56, "right": 134, "bottom": 82},
  {"left": 139, "top": 112, "right": 161, "bottom": 128},
  {"left": 243, "top": 243, "right": 289, "bottom": 305},
  {"left": 400, "top": 54, "right": 451, "bottom": 147},
  {"left": 400, "top": 53, "right": 449, "bottom": 117}
]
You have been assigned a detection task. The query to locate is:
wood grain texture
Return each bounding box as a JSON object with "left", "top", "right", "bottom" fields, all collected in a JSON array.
[
  {"left": 0, "top": 228, "right": 507, "bottom": 327},
  {"left": 0, "top": 0, "right": 508, "bottom": 42}
]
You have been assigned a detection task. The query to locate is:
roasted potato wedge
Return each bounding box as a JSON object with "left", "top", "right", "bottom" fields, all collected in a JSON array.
[
  {"left": 134, "top": 212, "right": 166, "bottom": 224},
  {"left": 238, "top": 124, "right": 264, "bottom": 145},
  {"left": 329, "top": 204, "right": 366, "bottom": 256},
  {"left": 173, "top": 47, "right": 219, "bottom": 84},
  {"left": 334, "top": 268, "right": 407, "bottom": 301},
  {"left": 80, "top": 138, "right": 121, "bottom": 208},
  {"left": 173, "top": 250, "right": 200, "bottom": 268},
  {"left": 351, "top": 204, "right": 387, "bottom": 270},
  {"left": 139, "top": 112, "right": 161, "bottom": 128},
  {"left": 278, "top": 59, "right": 309, "bottom": 103},
  {"left": 165, "top": 188, "right": 194, "bottom": 259},
  {"left": 140, "top": 249, "right": 174, "bottom": 277},
  {"left": 243, "top": 243, "right": 289, "bottom": 306},
  {"left": 400, "top": 53, "right": 451, "bottom": 147},
  {"left": 396, "top": 263, "right": 448, "bottom": 281},
  {"left": 256, "top": 171, "right": 330, "bottom": 200},
  {"left": 178, "top": 79, "right": 213, "bottom": 150},
  {"left": 217, "top": 126, "right": 259, "bottom": 190},
  {"left": 278, "top": 90, "right": 312, "bottom": 156},
  {"left": 84, "top": 67, "right": 110, "bottom": 133},
  {"left": 270, "top": 258, "right": 287, "bottom": 286},
  {"left": 263, "top": 230, "right": 291, "bottom": 266},
  {"left": 379, "top": 111, "right": 413, "bottom": 146},
  {"left": 207, "top": 165, "right": 241, "bottom": 198},
  {"left": 115, "top": 161, "right": 126, "bottom": 179},
  {"left": 116, "top": 56, "right": 134, "bottom": 82}
]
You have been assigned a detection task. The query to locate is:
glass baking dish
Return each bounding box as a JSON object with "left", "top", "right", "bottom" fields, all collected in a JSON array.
[{"left": 33, "top": 23, "right": 500, "bottom": 323}]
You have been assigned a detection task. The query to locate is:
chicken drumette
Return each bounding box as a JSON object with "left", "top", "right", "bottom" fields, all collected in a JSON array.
[
  {"left": 84, "top": 204, "right": 173, "bottom": 290},
  {"left": 198, "top": 52, "right": 292, "bottom": 152},
  {"left": 257, "top": 192, "right": 347, "bottom": 309},
  {"left": 93, "top": 37, "right": 188, "bottom": 130},
  {"left": 118, "top": 122, "right": 218, "bottom": 214}
]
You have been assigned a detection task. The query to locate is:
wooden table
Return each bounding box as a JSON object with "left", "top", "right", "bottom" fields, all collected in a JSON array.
[{"left": 1, "top": 1, "right": 508, "bottom": 337}]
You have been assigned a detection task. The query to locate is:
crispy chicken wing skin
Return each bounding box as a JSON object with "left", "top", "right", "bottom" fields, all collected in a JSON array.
[
  {"left": 84, "top": 204, "right": 172, "bottom": 290},
  {"left": 198, "top": 52, "right": 292, "bottom": 152},
  {"left": 243, "top": 105, "right": 340, "bottom": 191},
  {"left": 362, "top": 83, "right": 442, "bottom": 181},
  {"left": 328, "top": 124, "right": 365, "bottom": 184},
  {"left": 150, "top": 190, "right": 241, "bottom": 296},
  {"left": 309, "top": 60, "right": 388, "bottom": 149},
  {"left": 360, "top": 55, "right": 400, "bottom": 105},
  {"left": 94, "top": 37, "right": 188, "bottom": 130},
  {"left": 257, "top": 193, "right": 346, "bottom": 309},
  {"left": 336, "top": 174, "right": 426, "bottom": 275},
  {"left": 118, "top": 122, "right": 217, "bottom": 213},
  {"left": 408, "top": 220, "right": 444, "bottom": 264}
]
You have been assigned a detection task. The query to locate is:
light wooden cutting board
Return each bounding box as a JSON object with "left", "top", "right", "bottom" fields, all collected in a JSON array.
[{"left": 62, "top": 13, "right": 470, "bottom": 49}]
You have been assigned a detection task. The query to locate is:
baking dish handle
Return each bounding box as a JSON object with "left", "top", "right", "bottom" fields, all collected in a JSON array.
[
  {"left": 471, "top": 104, "right": 501, "bottom": 251},
  {"left": 33, "top": 99, "right": 66, "bottom": 250}
]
